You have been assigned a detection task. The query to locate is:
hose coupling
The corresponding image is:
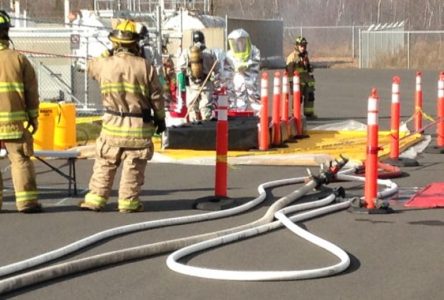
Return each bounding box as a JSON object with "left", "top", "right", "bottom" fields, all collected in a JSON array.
[
  {"left": 332, "top": 187, "right": 346, "bottom": 201},
  {"left": 312, "top": 155, "right": 349, "bottom": 188}
]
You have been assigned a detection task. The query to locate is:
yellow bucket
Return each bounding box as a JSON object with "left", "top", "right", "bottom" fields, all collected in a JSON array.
[
  {"left": 54, "top": 102, "right": 77, "bottom": 150},
  {"left": 33, "top": 102, "right": 58, "bottom": 150}
]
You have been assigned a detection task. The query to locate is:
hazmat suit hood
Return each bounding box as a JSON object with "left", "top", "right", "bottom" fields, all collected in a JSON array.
[{"left": 227, "top": 28, "right": 252, "bottom": 62}]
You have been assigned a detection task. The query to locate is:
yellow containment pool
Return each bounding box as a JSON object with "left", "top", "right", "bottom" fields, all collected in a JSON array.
[
  {"left": 54, "top": 102, "right": 77, "bottom": 150},
  {"left": 33, "top": 102, "right": 58, "bottom": 150}
]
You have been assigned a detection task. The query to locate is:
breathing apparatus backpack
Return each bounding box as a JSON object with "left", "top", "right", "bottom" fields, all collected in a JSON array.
[{"left": 189, "top": 45, "right": 204, "bottom": 82}]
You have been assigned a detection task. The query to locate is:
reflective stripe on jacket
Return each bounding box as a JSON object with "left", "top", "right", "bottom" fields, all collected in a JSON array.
[
  {"left": 0, "top": 40, "right": 39, "bottom": 140},
  {"left": 88, "top": 50, "right": 165, "bottom": 148},
  {"left": 285, "top": 50, "right": 315, "bottom": 90}
]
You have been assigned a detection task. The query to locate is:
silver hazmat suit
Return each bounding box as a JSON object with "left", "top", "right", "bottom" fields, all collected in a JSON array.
[{"left": 223, "top": 29, "right": 261, "bottom": 112}]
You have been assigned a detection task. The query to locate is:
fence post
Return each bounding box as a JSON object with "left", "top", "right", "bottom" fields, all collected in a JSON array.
[
  {"left": 352, "top": 25, "right": 355, "bottom": 59},
  {"left": 407, "top": 32, "right": 410, "bottom": 69}
]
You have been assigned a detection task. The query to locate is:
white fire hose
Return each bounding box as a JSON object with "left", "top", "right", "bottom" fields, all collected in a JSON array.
[
  {"left": 166, "top": 169, "right": 398, "bottom": 281},
  {"left": 0, "top": 165, "right": 398, "bottom": 294}
]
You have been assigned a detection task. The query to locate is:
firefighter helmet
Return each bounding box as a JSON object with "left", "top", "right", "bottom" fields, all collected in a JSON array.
[
  {"left": 192, "top": 30, "right": 205, "bottom": 45},
  {"left": 0, "top": 10, "right": 12, "bottom": 29},
  {"left": 295, "top": 36, "right": 308, "bottom": 46},
  {"left": 108, "top": 20, "right": 139, "bottom": 44},
  {"left": 137, "top": 24, "right": 148, "bottom": 39}
]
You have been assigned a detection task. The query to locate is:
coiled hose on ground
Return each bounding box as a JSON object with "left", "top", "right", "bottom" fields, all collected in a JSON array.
[
  {"left": 166, "top": 170, "right": 398, "bottom": 281},
  {"left": 0, "top": 166, "right": 398, "bottom": 294}
]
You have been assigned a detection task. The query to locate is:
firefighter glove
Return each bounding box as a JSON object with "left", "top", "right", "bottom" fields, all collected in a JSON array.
[
  {"left": 236, "top": 63, "right": 248, "bottom": 73},
  {"left": 154, "top": 118, "right": 166, "bottom": 134},
  {"left": 100, "top": 48, "right": 114, "bottom": 58},
  {"left": 27, "top": 118, "right": 39, "bottom": 135}
]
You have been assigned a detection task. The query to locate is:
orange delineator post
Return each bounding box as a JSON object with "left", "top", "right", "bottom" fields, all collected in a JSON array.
[
  {"left": 281, "top": 71, "right": 290, "bottom": 135},
  {"left": 293, "top": 71, "right": 302, "bottom": 136},
  {"left": 215, "top": 87, "right": 228, "bottom": 197},
  {"left": 365, "top": 88, "right": 380, "bottom": 209},
  {"left": 390, "top": 76, "right": 401, "bottom": 160},
  {"left": 414, "top": 72, "right": 423, "bottom": 133},
  {"left": 259, "top": 72, "right": 269, "bottom": 150},
  {"left": 272, "top": 71, "right": 281, "bottom": 145},
  {"left": 437, "top": 72, "right": 444, "bottom": 148}
]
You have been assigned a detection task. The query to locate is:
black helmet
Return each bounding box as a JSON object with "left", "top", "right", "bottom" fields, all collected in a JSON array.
[
  {"left": 138, "top": 24, "right": 148, "bottom": 39},
  {"left": 0, "top": 10, "right": 12, "bottom": 30},
  {"left": 192, "top": 30, "right": 205, "bottom": 45}
]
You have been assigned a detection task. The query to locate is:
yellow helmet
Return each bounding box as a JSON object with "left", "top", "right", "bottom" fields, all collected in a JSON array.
[
  {"left": 108, "top": 20, "right": 139, "bottom": 44},
  {"left": 295, "top": 36, "right": 308, "bottom": 46}
]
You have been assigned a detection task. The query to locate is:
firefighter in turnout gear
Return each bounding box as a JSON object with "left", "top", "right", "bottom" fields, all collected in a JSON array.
[
  {"left": 0, "top": 10, "right": 41, "bottom": 213},
  {"left": 80, "top": 20, "right": 165, "bottom": 213},
  {"left": 177, "top": 30, "right": 219, "bottom": 122},
  {"left": 286, "top": 36, "right": 317, "bottom": 118}
]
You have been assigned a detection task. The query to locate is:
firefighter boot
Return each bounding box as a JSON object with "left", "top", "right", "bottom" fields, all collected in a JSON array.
[
  {"left": 79, "top": 193, "right": 107, "bottom": 212},
  {"left": 118, "top": 199, "right": 144, "bottom": 213},
  {"left": 17, "top": 200, "right": 43, "bottom": 214},
  {"left": 79, "top": 201, "right": 103, "bottom": 212},
  {"left": 303, "top": 91, "right": 317, "bottom": 119}
]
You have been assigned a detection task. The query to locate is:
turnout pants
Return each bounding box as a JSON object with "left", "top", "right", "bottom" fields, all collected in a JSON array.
[
  {"left": 85, "top": 137, "right": 153, "bottom": 211},
  {"left": 186, "top": 80, "right": 214, "bottom": 122},
  {"left": 0, "top": 131, "right": 38, "bottom": 211}
]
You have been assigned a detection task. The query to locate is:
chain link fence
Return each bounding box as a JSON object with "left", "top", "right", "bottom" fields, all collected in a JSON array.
[
  {"left": 360, "top": 29, "right": 444, "bottom": 69},
  {"left": 284, "top": 25, "right": 444, "bottom": 70},
  {"left": 284, "top": 25, "right": 366, "bottom": 66},
  {"left": 8, "top": 20, "right": 444, "bottom": 113},
  {"left": 10, "top": 28, "right": 103, "bottom": 113}
]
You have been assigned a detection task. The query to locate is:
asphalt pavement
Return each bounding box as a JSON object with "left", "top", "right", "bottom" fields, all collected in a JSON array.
[{"left": 0, "top": 68, "right": 443, "bottom": 300}]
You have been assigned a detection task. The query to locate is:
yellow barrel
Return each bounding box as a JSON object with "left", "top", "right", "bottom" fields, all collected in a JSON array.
[
  {"left": 33, "top": 102, "right": 58, "bottom": 150},
  {"left": 54, "top": 102, "right": 77, "bottom": 150}
]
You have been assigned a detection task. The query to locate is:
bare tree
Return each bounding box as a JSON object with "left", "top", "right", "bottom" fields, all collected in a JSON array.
[{"left": 2, "top": 0, "right": 443, "bottom": 29}]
